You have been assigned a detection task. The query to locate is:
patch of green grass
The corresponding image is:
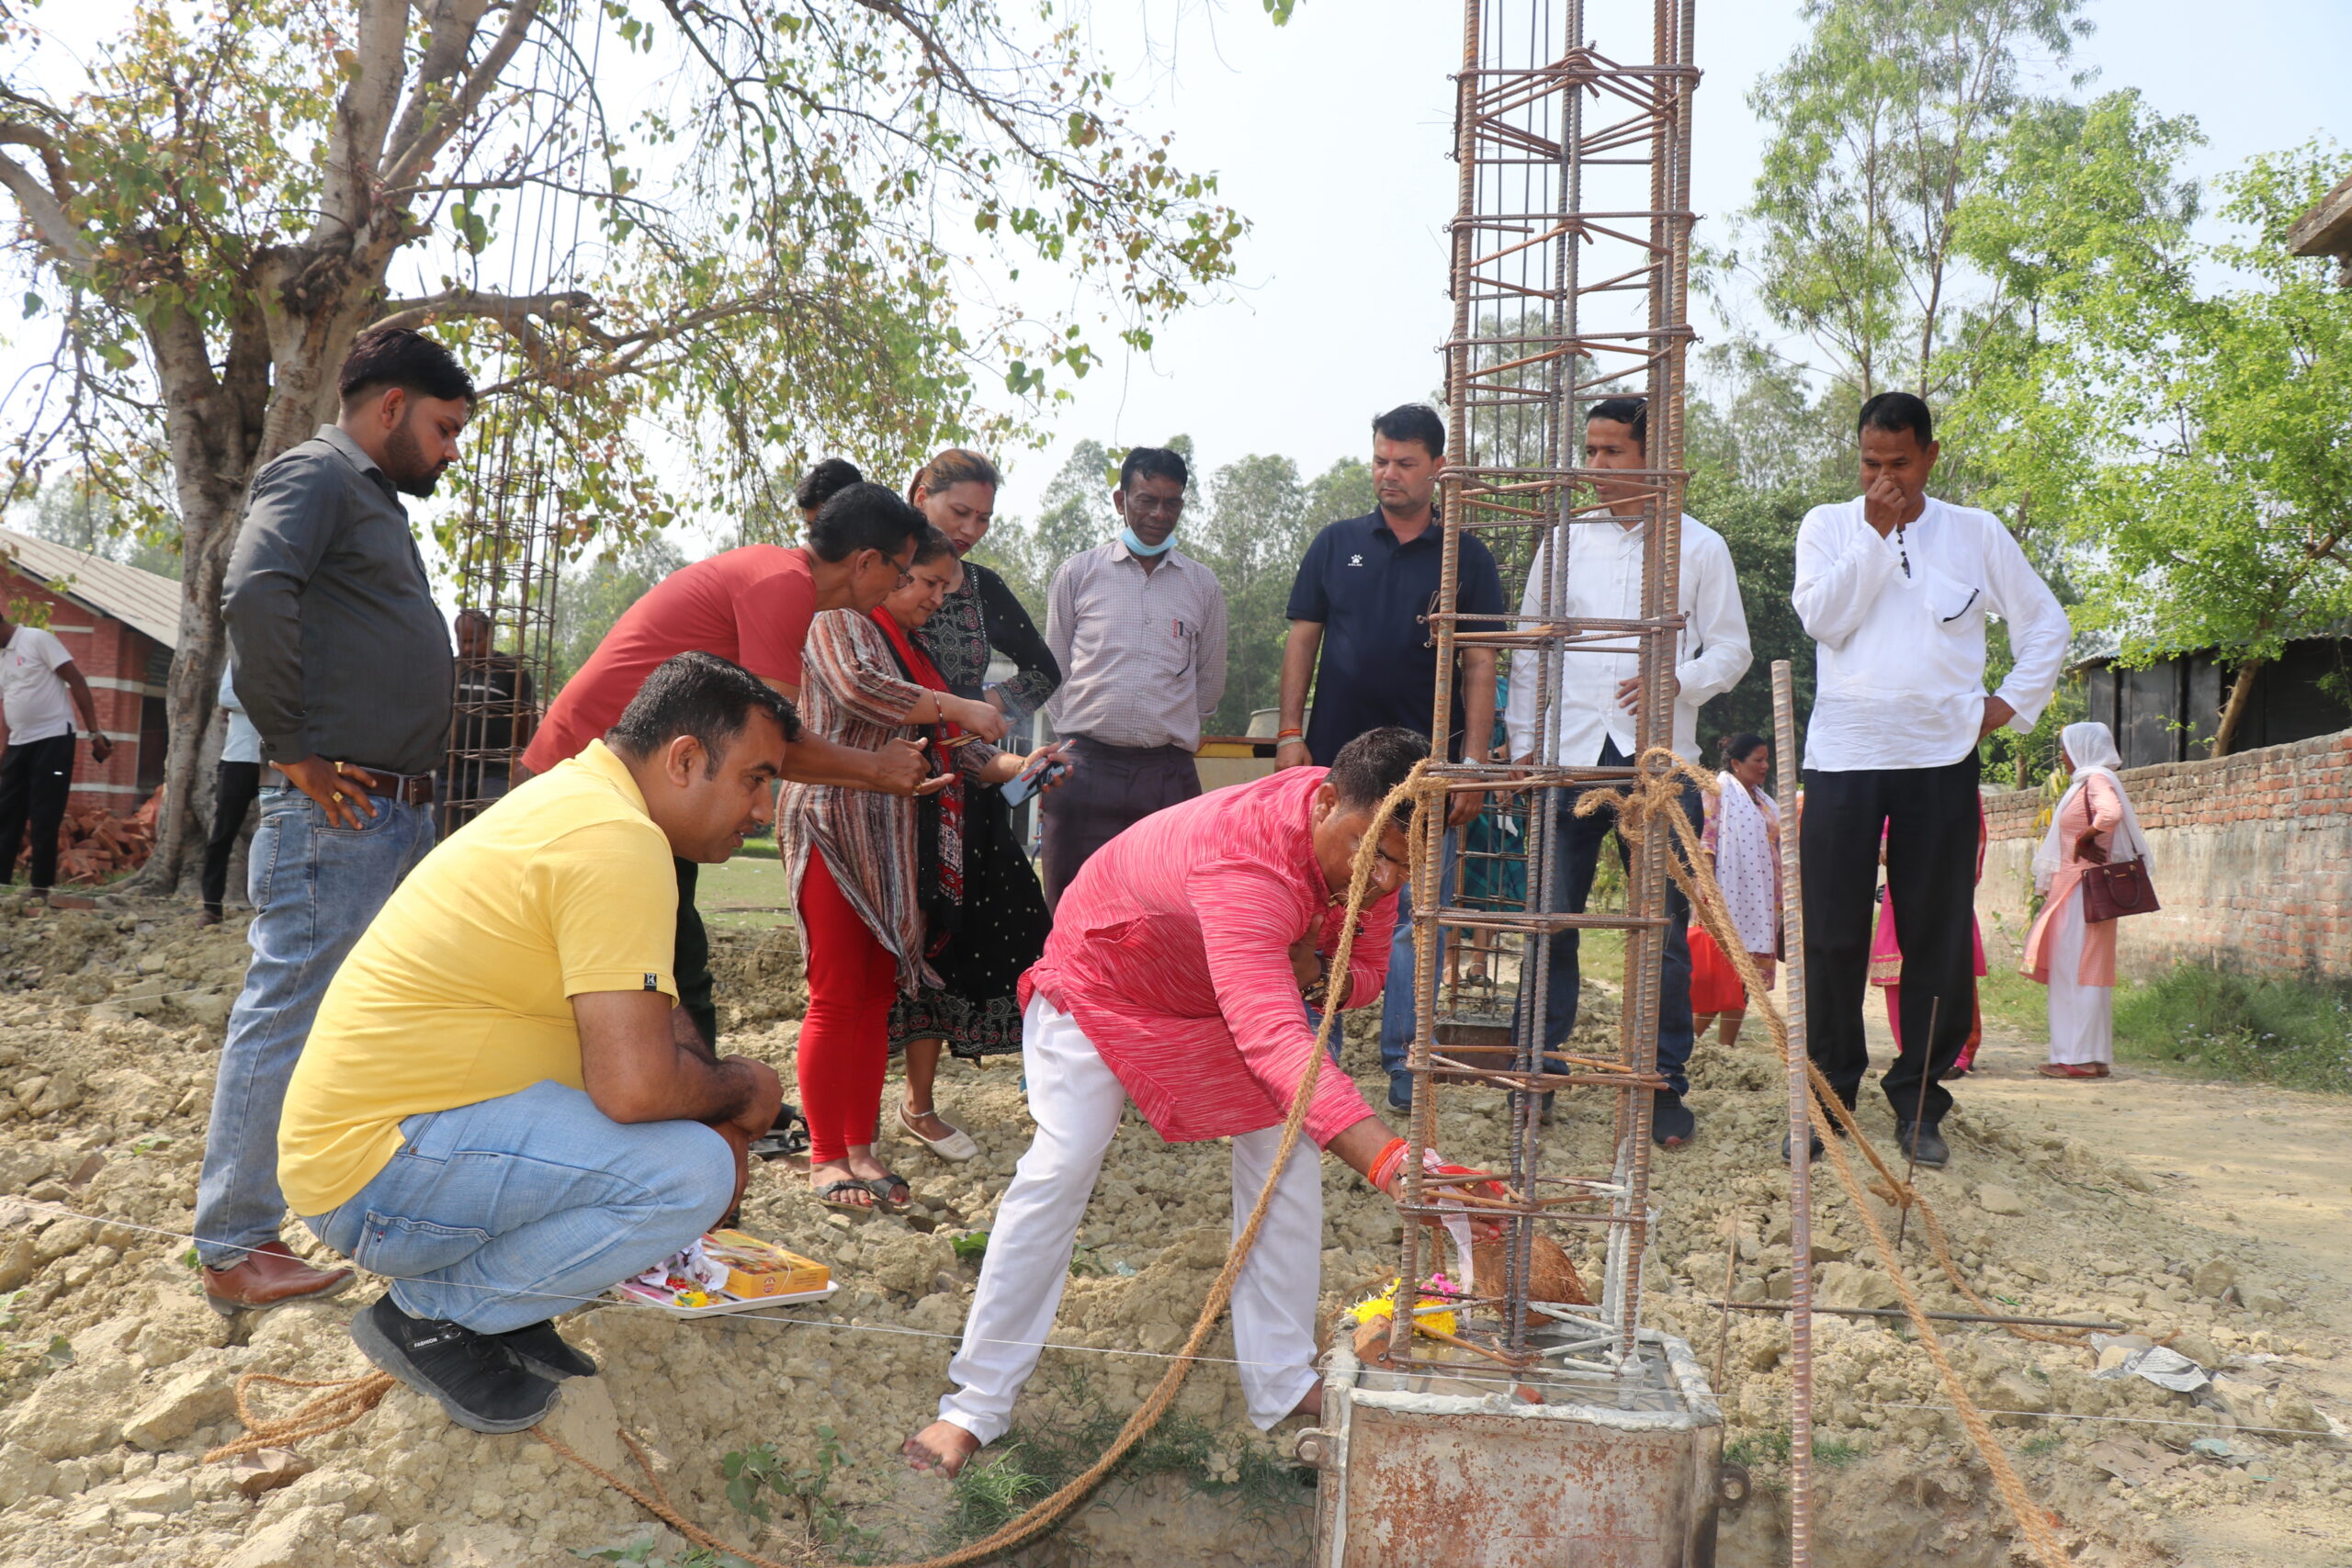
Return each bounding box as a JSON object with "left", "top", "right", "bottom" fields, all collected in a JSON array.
[
  {"left": 1815, "top": 1437, "right": 1863, "bottom": 1468},
  {"left": 2020, "top": 1433, "right": 2064, "bottom": 1458},
  {"left": 1724, "top": 1426, "right": 1792, "bottom": 1467},
  {"left": 935, "top": 1367, "right": 1311, "bottom": 1551},
  {"left": 2111, "top": 964, "right": 2352, "bottom": 1094},
  {"left": 1725, "top": 1427, "right": 1860, "bottom": 1469}
]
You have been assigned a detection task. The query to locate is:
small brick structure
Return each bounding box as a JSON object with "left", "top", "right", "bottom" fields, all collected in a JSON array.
[
  {"left": 0, "top": 527, "right": 176, "bottom": 814},
  {"left": 1976, "top": 727, "right": 2352, "bottom": 983}
]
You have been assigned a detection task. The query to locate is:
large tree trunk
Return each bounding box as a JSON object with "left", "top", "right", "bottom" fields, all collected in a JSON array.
[{"left": 2211, "top": 654, "right": 2263, "bottom": 760}]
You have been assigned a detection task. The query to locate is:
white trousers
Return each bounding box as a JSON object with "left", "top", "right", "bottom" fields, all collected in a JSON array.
[
  {"left": 937, "top": 995, "right": 1324, "bottom": 1445},
  {"left": 2046, "top": 890, "right": 2113, "bottom": 1066}
]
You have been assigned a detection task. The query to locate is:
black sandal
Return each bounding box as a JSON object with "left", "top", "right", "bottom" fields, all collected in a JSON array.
[
  {"left": 816, "top": 1179, "right": 875, "bottom": 1212},
  {"left": 863, "top": 1172, "right": 912, "bottom": 1212}
]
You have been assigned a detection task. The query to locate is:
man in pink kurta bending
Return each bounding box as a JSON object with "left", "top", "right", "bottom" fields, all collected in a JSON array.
[{"left": 904, "top": 727, "right": 1438, "bottom": 1477}]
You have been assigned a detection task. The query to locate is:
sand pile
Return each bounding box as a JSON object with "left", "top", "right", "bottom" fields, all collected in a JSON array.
[{"left": 0, "top": 900, "right": 2343, "bottom": 1566}]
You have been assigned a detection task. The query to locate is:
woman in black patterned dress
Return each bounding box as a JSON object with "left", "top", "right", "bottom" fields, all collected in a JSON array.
[{"left": 893, "top": 448, "right": 1061, "bottom": 1160}]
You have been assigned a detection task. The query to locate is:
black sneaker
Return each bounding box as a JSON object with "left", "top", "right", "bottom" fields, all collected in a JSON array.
[
  {"left": 1651, "top": 1089, "right": 1696, "bottom": 1147},
  {"left": 491, "top": 1319, "right": 599, "bottom": 1380},
  {"left": 351, "top": 1295, "right": 560, "bottom": 1434},
  {"left": 1897, "top": 1120, "right": 1950, "bottom": 1170}
]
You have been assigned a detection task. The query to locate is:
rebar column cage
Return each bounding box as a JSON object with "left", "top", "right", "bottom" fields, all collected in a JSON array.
[
  {"left": 1390, "top": 0, "right": 1698, "bottom": 1400},
  {"left": 439, "top": 0, "right": 605, "bottom": 828}
]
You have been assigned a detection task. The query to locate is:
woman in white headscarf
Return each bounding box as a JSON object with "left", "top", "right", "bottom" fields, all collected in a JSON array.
[{"left": 2021, "top": 721, "right": 2152, "bottom": 1078}]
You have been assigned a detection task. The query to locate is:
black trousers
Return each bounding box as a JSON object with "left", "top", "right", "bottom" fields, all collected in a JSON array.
[
  {"left": 201, "top": 761, "right": 265, "bottom": 911},
  {"left": 1800, "top": 751, "right": 1979, "bottom": 1127},
  {"left": 1037, "top": 735, "right": 1201, "bottom": 913},
  {"left": 673, "top": 856, "right": 718, "bottom": 1049},
  {"left": 0, "top": 733, "right": 78, "bottom": 892}
]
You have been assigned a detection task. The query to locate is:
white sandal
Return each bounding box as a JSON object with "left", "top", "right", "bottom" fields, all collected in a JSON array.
[{"left": 899, "top": 1103, "right": 979, "bottom": 1162}]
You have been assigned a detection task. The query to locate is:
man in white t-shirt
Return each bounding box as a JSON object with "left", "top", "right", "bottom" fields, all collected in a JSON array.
[
  {"left": 0, "top": 611, "right": 113, "bottom": 904},
  {"left": 1792, "top": 393, "right": 2068, "bottom": 1170}
]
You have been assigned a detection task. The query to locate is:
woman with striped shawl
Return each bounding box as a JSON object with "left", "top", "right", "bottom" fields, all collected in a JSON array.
[{"left": 783, "top": 528, "right": 1068, "bottom": 1210}]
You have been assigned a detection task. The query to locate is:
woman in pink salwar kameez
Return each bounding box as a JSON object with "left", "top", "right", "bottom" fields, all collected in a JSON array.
[{"left": 2021, "top": 721, "right": 2152, "bottom": 1078}]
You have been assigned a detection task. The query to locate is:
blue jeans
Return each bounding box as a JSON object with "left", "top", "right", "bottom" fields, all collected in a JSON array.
[
  {"left": 1520, "top": 744, "right": 1700, "bottom": 1096},
  {"left": 194, "top": 789, "right": 435, "bottom": 1268},
  {"left": 303, "top": 1080, "right": 734, "bottom": 1334},
  {"left": 1377, "top": 829, "right": 1459, "bottom": 1100}
]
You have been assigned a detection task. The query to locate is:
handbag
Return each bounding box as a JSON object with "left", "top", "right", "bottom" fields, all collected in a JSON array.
[{"left": 2081, "top": 856, "right": 2159, "bottom": 923}]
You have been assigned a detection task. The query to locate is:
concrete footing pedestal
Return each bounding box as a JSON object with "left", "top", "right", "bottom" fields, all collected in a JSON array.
[{"left": 1301, "top": 1317, "right": 1724, "bottom": 1568}]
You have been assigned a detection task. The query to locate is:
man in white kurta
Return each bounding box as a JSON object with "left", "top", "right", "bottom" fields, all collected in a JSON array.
[
  {"left": 1506, "top": 395, "right": 1750, "bottom": 1145},
  {"left": 1792, "top": 391, "right": 2068, "bottom": 1168}
]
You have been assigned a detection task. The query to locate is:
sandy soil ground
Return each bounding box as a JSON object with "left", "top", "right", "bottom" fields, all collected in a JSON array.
[{"left": 0, "top": 894, "right": 2344, "bottom": 1567}]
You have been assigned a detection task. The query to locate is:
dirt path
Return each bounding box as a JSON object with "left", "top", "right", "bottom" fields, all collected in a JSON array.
[{"left": 1875, "top": 1002, "right": 2352, "bottom": 1566}]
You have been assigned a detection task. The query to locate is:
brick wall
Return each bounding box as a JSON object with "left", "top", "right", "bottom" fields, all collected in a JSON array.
[
  {"left": 1976, "top": 727, "right": 2352, "bottom": 982},
  {"left": 2, "top": 570, "right": 169, "bottom": 814}
]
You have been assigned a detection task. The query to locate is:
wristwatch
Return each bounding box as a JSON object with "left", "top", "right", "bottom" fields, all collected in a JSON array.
[{"left": 1298, "top": 952, "right": 1329, "bottom": 999}]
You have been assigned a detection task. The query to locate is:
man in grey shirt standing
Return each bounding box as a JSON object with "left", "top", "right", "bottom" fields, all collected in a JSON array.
[
  {"left": 195, "top": 327, "right": 471, "bottom": 1314},
  {"left": 1038, "top": 446, "right": 1228, "bottom": 909}
]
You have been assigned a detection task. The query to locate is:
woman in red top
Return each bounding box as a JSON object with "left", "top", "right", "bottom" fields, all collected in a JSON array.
[{"left": 782, "top": 529, "right": 1067, "bottom": 1209}]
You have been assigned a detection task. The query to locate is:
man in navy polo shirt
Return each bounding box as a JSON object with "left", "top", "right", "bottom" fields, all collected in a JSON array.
[{"left": 1274, "top": 403, "right": 1505, "bottom": 1111}]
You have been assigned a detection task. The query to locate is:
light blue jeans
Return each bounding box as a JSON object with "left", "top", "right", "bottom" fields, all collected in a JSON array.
[
  {"left": 1378, "top": 828, "right": 1458, "bottom": 1105},
  {"left": 303, "top": 1080, "right": 735, "bottom": 1334},
  {"left": 194, "top": 789, "right": 435, "bottom": 1268}
]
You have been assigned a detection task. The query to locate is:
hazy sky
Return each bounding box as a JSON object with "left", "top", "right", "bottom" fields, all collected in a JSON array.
[
  {"left": 1, "top": 0, "right": 2343, "bottom": 559},
  {"left": 985, "top": 0, "right": 2350, "bottom": 525}
]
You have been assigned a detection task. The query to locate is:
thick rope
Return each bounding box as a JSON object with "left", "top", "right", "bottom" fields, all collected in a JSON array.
[
  {"left": 202, "top": 1371, "right": 397, "bottom": 1462},
  {"left": 204, "top": 763, "right": 1444, "bottom": 1568},
  {"left": 1589, "top": 748, "right": 2075, "bottom": 1568}
]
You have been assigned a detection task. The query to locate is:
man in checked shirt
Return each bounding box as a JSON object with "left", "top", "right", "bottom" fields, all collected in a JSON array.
[
  {"left": 1036, "top": 446, "right": 1229, "bottom": 910},
  {"left": 904, "top": 727, "right": 1468, "bottom": 1479}
]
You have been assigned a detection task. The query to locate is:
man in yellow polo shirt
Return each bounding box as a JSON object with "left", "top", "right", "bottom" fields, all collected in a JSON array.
[{"left": 280, "top": 651, "right": 790, "bottom": 1433}]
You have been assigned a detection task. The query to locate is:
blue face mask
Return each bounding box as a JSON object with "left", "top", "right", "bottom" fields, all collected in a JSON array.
[{"left": 1120, "top": 525, "right": 1175, "bottom": 557}]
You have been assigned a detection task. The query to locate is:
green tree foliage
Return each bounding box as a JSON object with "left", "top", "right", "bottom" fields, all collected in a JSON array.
[
  {"left": 1681, "top": 346, "right": 1847, "bottom": 754},
  {"left": 0, "top": 0, "right": 1254, "bottom": 883},
  {"left": 978, "top": 442, "right": 1371, "bottom": 737},
  {"left": 9, "top": 471, "right": 181, "bottom": 579},
  {"left": 2012, "top": 145, "right": 2352, "bottom": 757},
  {"left": 1736, "top": 0, "right": 2089, "bottom": 401},
  {"left": 548, "top": 536, "right": 689, "bottom": 689}
]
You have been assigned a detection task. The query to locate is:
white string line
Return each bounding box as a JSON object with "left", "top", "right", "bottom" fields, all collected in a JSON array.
[{"left": 17, "top": 1197, "right": 2344, "bottom": 1445}]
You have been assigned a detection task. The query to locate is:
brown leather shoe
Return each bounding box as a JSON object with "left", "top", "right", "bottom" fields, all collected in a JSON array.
[{"left": 202, "top": 1241, "right": 356, "bottom": 1316}]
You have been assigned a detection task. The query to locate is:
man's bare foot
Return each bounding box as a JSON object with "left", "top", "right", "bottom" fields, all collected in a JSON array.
[
  {"left": 903, "top": 1420, "right": 982, "bottom": 1477},
  {"left": 1290, "top": 1382, "right": 1324, "bottom": 1421}
]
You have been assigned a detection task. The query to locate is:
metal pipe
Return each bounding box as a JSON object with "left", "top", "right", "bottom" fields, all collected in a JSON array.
[{"left": 1771, "top": 659, "right": 1814, "bottom": 1568}]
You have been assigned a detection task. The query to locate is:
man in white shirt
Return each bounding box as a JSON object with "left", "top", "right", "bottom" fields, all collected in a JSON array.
[
  {"left": 0, "top": 611, "right": 113, "bottom": 905},
  {"left": 1506, "top": 398, "right": 1751, "bottom": 1145},
  {"left": 1793, "top": 392, "right": 2068, "bottom": 1169},
  {"left": 1039, "top": 446, "right": 1229, "bottom": 910}
]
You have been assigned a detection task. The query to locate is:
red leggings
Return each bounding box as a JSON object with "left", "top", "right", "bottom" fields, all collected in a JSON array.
[{"left": 797, "top": 847, "right": 899, "bottom": 1164}]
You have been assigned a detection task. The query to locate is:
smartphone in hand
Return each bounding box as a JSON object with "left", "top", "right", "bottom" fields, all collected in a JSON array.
[{"left": 1001, "top": 749, "right": 1071, "bottom": 807}]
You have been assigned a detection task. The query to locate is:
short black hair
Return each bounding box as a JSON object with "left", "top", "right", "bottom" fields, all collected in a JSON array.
[
  {"left": 605, "top": 650, "right": 801, "bottom": 775},
  {"left": 1588, "top": 396, "right": 1648, "bottom": 449},
  {"left": 1328, "top": 726, "right": 1430, "bottom": 826},
  {"left": 807, "top": 481, "right": 926, "bottom": 565},
  {"left": 454, "top": 607, "right": 492, "bottom": 629},
  {"left": 1118, "top": 446, "right": 1189, "bottom": 492},
  {"left": 794, "top": 457, "right": 865, "bottom": 514},
  {"left": 339, "top": 327, "right": 475, "bottom": 408},
  {"left": 1371, "top": 403, "right": 1446, "bottom": 459},
  {"left": 911, "top": 525, "right": 958, "bottom": 567},
  {"left": 1857, "top": 390, "right": 1934, "bottom": 447},
  {"left": 1719, "top": 731, "right": 1767, "bottom": 765}
]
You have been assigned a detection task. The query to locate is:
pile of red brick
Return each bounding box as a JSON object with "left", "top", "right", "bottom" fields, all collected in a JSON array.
[{"left": 14, "top": 791, "right": 161, "bottom": 885}]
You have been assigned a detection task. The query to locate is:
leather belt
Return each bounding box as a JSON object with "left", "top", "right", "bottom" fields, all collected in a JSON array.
[{"left": 348, "top": 770, "right": 435, "bottom": 807}]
